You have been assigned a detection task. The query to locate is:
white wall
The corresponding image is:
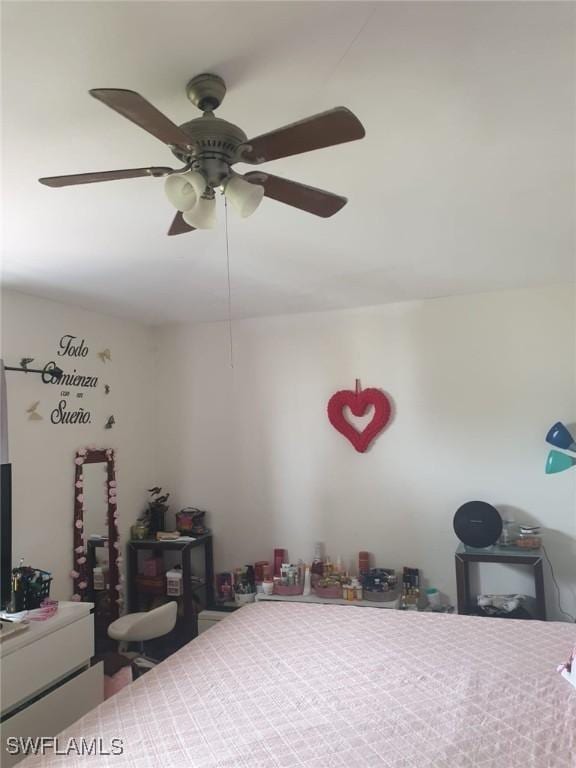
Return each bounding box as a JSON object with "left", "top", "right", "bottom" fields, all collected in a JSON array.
[
  {"left": 1, "top": 290, "right": 154, "bottom": 600},
  {"left": 153, "top": 285, "right": 576, "bottom": 620},
  {"left": 3, "top": 285, "right": 574, "bottom": 619}
]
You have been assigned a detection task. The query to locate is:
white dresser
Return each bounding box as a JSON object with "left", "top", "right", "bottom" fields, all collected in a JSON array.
[{"left": 0, "top": 602, "right": 103, "bottom": 766}]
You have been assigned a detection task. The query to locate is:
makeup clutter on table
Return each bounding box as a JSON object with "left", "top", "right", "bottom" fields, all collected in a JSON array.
[
  {"left": 9, "top": 561, "right": 54, "bottom": 611},
  {"left": 0, "top": 560, "right": 58, "bottom": 635},
  {"left": 131, "top": 488, "right": 211, "bottom": 542},
  {"left": 216, "top": 544, "right": 450, "bottom": 612}
]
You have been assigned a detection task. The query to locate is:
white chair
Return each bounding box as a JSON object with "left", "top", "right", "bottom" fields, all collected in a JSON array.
[{"left": 108, "top": 602, "right": 178, "bottom": 673}]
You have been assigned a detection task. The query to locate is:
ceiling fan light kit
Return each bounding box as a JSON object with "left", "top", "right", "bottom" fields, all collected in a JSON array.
[
  {"left": 164, "top": 170, "right": 206, "bottom": 212},
  {"left": 39, "top": 73, "right": 365, "bottom": 235},
  {"left": 182, "top": 193, "right": 217, "bottom": 230},
  {"left": 223, "top": 174, "right": 265, "bottom": 218}
]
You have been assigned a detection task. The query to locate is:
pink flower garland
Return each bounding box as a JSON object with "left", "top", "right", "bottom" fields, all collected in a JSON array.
[{"left": 72, "top": 448, "right": 123, "bottom": 615}]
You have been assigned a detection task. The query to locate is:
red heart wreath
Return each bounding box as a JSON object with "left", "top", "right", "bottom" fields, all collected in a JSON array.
[{"left": 327, "top": 381, "right": 392, "bottom": 453}]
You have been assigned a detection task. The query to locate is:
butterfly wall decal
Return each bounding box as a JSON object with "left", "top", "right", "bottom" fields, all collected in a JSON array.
[
  {"left": 26, "top": 401, "right": 43, "bottom": 421},
  {"left": 97, "top": 349, "right": 111, "bottom": 363}
]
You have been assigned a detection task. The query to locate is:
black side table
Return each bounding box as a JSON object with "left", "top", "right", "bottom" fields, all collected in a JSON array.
[
  {"left": 86, "top": 537, "right": 116, "bottom": 654},
  {"left": 127, "top": 534, "right": 215, "bottom": 647},
  {"left": 455, "top": 543, "right": 546, "bottom": 620}
]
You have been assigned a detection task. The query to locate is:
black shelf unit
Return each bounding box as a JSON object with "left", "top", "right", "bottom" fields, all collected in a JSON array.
[
  {"left": 127, "top": 535, "right": 215, "bottom": 653},
  {"left": 455, "top": 543, "right": 546, "bottom": 620},
  {"left": 86, "top": 538, "right": 116, "bottom": 654}
]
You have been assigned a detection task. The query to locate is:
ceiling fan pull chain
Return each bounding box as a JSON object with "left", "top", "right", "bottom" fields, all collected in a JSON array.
[{"left": 224, "top": 198, "right": 234, "bottom": 369}]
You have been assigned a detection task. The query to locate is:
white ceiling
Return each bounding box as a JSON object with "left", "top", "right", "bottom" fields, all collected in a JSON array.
[{"left": 2, "top": 1, "right": 574, "bottom": 325}]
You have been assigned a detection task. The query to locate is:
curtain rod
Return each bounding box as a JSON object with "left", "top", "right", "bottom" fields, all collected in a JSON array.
[{"left": 4, "top": 365, "right": 63, "bottom": 381}]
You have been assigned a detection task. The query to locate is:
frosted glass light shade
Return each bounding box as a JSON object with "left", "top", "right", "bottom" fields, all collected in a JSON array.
[
  {"left": 224, "top": 175, "right": 264, "bottom": 218},
  {"left": 183, "top": 196, "right": 216, "bottom": 229},
  {"left": 164, "top": 171, "right": 206, "bottom": 212}
]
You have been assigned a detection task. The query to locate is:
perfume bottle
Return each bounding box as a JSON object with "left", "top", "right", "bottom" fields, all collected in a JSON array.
[
  {"left": 311, "top": 542, "right": 324, "bottom": 580},
  {"left": 499, "top": 520, "right": 516, "bottom": 547}
]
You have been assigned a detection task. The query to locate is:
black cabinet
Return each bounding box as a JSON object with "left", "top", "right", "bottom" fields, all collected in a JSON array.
[
  {"left": 127, "top": 535, "right": 215, "bottom": 654},
  {"left": 86, "top": 538, "right": 116, "bottom": 654},
  {"left": 455, "top": 543, "right": 546, "bottom": 620}
]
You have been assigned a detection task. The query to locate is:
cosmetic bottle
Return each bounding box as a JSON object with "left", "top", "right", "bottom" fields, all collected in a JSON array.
[
  {"left": 166, "top": 567, "right": 183, "bottom": 596},
  {"left": 311, "top": 542, "right": 324, "bottom": 581},
  {"left": 273, "top": 549, "right": 286, "bottom": 577},
  {"left": 93, "top": 566, "right": 105, "bottom": 591},
  {"left": 352, "top": 579, "right": 363, "bottom": 601},
  {"left": 303, "top": 567, "right": 312, "bottom": 596}
]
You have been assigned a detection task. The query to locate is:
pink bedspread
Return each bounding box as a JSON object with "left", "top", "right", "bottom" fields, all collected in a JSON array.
[{"left": 20, "top": 602, "right": 576, "bottom": 767}]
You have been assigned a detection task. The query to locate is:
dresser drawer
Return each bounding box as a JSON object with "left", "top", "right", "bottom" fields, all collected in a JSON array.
[
  {"left": 1, "top": 615, "right": 94, "bottom": 714},
  {"left": 1, "top": 662, "right": 103, "bottom": 767}
]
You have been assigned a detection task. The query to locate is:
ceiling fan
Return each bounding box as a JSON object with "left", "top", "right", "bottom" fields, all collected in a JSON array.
[{"left": 39, "top": 74, "right": 365, "bottom": 236}]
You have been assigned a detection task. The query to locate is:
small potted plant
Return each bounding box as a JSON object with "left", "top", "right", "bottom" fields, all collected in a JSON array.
[{"left": 147, "top": 487, "right": 170, "bottom": 535}]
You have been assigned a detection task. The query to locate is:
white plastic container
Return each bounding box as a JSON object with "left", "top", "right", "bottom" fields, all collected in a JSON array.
[
  {"left": 93, "top": 567, "right": 106, "bottom": 591},
  {"left": 234, "top": 592, "right": 256, "bottom": 606},
  {"left": 166, "top": 568, "right": 183, "bottom": 596},
  {"left": 302, "top": 567, "right": 312, "bottom": 596}
]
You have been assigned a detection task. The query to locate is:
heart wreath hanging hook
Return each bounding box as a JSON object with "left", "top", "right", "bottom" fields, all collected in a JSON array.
[{"left": 327, "top": 379, "right": 392, "bottom": 453}]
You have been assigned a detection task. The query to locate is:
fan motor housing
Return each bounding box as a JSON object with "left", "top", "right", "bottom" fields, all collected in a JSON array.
[{"left": 171, "top": 114, "right": 247, "bottom": 186}]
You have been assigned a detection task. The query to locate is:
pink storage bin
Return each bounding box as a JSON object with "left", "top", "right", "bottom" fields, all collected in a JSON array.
[
  {"left": 142, "top": 557, "right": 164, "bottom": 577},
  {"left": 363, "top": 589, "right": 399, "bottom": 603},
  {"left": 273, "top": 584, "right": 304, "bottom": 596},
  {"left": 314, "top": 584, "right": 342, "bottom": 600}
]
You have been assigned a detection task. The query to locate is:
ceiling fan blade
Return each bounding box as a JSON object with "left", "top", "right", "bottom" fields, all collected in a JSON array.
[
  {"left": 167, "top": 211, "right": 196, "bottom": 236},
  {"left": 90, "top": 89, "right": 193, "bottom": 149},
  {"left": 39, "top": 167, "right": 173, "bottom": 187},
  {"left": 238, "top": 107, "right": 365, "bottom": 164},
  {"left": 244, "top": 172, "right": 347, "bottom": 218}
]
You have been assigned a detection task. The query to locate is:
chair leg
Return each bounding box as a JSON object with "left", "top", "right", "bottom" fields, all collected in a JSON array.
[{"left": 132, "top": 655, "right": 158, "bottom": 679}]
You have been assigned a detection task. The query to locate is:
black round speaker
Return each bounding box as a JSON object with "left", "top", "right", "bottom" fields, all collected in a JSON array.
[{"left": 453, "top": 501, "right": 503, "bottom": 548}]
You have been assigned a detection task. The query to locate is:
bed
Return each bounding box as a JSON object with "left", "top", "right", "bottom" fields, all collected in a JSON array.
[{"left": 20, "top": 602, "right": 576, "bottom": 767}]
